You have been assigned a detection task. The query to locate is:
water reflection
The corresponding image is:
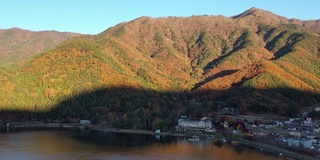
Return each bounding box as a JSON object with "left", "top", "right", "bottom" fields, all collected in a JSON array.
[{"left": 0, "top": 130, "right": 291, "bottom": 160}]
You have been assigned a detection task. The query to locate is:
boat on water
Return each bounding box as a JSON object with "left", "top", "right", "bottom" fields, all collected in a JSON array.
[{"left": 188, "top": 136, "right": 200, "bottom": 141}]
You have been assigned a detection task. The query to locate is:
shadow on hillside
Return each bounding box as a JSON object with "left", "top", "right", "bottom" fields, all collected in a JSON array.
[
  {"left": 271, "top": 45, "right": 293, "bottom": 60},
  {"left": 203, "top": 53, "right": 231, "bottom": 71},
  {"left": 0, "top": 86, "right": 319, "bottom": 130},
  {"left": 192, "top": 70, "right": 238, "bottom": 90}
]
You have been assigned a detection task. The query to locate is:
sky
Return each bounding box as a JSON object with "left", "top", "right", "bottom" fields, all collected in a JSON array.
[{"left": 1, "top": 0, "right": 319, "bottom": 34}]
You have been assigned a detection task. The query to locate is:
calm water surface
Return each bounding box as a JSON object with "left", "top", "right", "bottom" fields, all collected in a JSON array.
[{"left": 0, "top": 129, "right": 290, "bottom": 160}]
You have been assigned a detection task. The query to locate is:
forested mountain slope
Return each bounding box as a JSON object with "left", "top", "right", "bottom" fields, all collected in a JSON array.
[
  {"left": 0, "top": 28, "right": 80, "bottom": 65},
  {"left": 0, "top": 8, "right": 319, "bottom": 129}
]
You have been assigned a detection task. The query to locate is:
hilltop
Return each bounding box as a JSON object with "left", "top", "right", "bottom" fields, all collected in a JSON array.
[
  {"left": 0, "top": 8, "right": 319, "bottom": 130},
  {"left": 0, "top": 28, "right": 80, "bottom": 65}
]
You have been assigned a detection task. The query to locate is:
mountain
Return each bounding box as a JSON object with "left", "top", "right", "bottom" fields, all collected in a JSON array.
[
  {"left": 0, "top": 8, "right": 319, "bottom": 129},
  {"left": 0, "top": 28, "right": 80, "bottom": 65},
  {"left": 233, "top": 7, "right": 320, "bottom": 32}
]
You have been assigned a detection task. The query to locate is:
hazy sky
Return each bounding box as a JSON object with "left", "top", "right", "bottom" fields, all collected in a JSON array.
[{"left": 1, "top": 0, "right": 319, "bottom": 34}]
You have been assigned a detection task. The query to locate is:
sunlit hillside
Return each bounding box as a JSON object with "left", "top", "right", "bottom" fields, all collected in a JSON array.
[
  {"left": 0, "top": 28, "right": 80, "bottom": 65},
  {"left": 0, "top": 8, "right": 319, "bottom": 129}
]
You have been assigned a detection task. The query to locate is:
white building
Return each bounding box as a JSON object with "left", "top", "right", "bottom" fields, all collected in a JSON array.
[
  {"left": 176, "top": 117, "right": 212, "bottom": 131},
  {"left": 289, "top": 131, "right": 301, "bottom": 138},
  {"left": 288, "top": 138, "right": 313, "bottom": 148},
  {"left": 288, "top": 138, "right": 300, "bottom": 147}
]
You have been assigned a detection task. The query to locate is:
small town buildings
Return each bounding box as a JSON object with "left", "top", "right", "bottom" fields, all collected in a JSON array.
[{"left": 176, "top": 117, "right": 212, "bottom": 131}]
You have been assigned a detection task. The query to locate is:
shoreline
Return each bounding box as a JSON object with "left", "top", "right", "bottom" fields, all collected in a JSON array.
[
  {"left": 90, "top": 125, "right": 155, "bottom": 135},
  {"left": 89, "top": 125, "right": 186, "bottom": 137},
  {"left": 239, "top": 139, "right": 318, "bottom": 160},
  {"left": 89, "top": 125, "right": 319, "bottom": 160},
  {"left": 0, "top": 122, "right": 80, "bottom": 131},
  {"left": 90, "top": 126, "right": 319, "bottom": 160},
  {"left": 1, "top": 123, "right": 318, "bottom": 159}
]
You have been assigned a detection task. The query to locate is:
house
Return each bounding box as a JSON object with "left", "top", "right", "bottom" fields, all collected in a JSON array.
[
  {"left": 287, "top": 127, "right": 296, "bottom": 131},
  {"left": 205, "top": 128, "right": 215, "bottom": 133},
  {"left": 181, "top": 115, "right": 187, "bottom": 119},
  {"left": 222, "top": 107, "right": 234, "bottom": 114},
  {"left": 155, "top": 129, "right": 161, "bottom": 134},
  {"left": 176, "top": 117, "right": 212, "bottom": 131},
  {"left": 303, "top": 120, "right": 312, "bottom": 126},
  {"left": 289, "top": 118, "right": 295, "bottom": 122},
  {"left": 289, "top": 131, "right": 301, "bottom": 138},
  {"left": 303, "top": 117, "right": 312, "bottom": 126},
  {"left": 284, "top": 121, "right": 292, "bottom": 125},
  {"left": 275, "top": 121, "right": 283, "bottom": 127},
  {"left": 271, "top": 132, "right": 280, "bottom": 137},
  {"left": 232, "top": 130, "right": 240, "bottom": 134},
  {"left": 223, "top": 121, "right": 229, "bottom": 128},
  {"left": 301, "top": 111, "right": 309, "bottom": 118}
]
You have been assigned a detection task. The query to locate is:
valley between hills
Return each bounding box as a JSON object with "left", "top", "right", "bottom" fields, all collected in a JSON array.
[{"left": 0, "top": 7, "right": 319, "bottom": 131}]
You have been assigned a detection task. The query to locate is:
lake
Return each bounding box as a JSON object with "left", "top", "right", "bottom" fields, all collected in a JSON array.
[{"left": 0, "top": 129, "right": 291, "bottom": 160}]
